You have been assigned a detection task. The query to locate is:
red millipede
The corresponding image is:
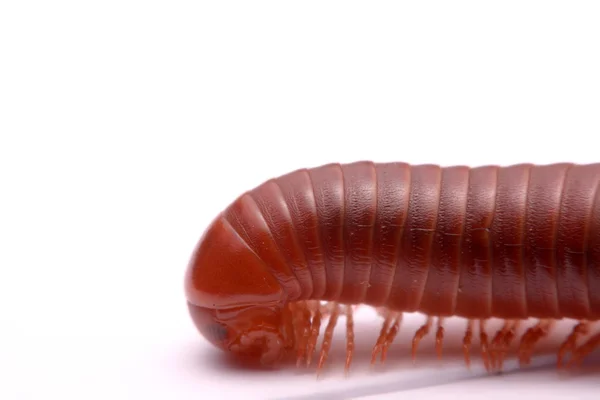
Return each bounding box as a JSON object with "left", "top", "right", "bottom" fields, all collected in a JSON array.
[{"left": 184, "top": 161, "right": 600, "bottom": 375}]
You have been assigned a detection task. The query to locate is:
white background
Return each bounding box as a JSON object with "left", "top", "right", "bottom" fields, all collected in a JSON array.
[{"left": 1, "top": 1, "right": 599, "bottom": 399}]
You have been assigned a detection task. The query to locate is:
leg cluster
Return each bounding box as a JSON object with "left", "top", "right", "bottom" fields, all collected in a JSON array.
[{"left": 289, "top": 301, "right": 599, "bottom": 376}]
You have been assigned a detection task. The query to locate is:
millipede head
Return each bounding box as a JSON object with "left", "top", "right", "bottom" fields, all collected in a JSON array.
[
  {"left": 186, "top": 302, "right": 295, "bottom": 366},
  {"left": 184, "top": 215, "right": 295, "bottom": 366}
]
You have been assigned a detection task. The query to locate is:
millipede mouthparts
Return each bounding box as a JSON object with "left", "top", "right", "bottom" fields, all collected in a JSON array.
[{"left": 184, "top": 161, "right": 600, "bottom": 376}]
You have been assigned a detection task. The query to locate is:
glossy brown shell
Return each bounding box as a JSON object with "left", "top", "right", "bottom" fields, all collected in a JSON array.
[{"left": 186, "top": 161, "right": 600, "bottom": 320}]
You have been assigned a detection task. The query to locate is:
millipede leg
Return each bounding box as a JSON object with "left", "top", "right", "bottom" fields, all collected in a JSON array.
[
  {"left": 294, "top": 302, "right": 312, "bottom": 367},
  {"left": 305, "top": 307, "right": 322, "bottom": 367},
  {"left": 381, "top": 313, "right": 402, "bottom": 363},
  {"left": 517, "top": 322, "right": 535, "bottom": 365},
  {"left": 319, "top": 301, "right": 337, "bottom": 318},
  {"left": 345, "top": 305, "right": 355, "bottom": 375},
  {"left": 479, "top": 319, "right": 491, "bottom": 371},
  {"left": 305, "top": 300, "right": 321, "bottom": 314},
  {"left": 370, "top": 312, "right": 393, "bottom": 365},
  {"left": 490, "top": 320, "right": 511, "bottom": 371},
  {"left": 567, "top": 331, "right": 600, "bottom": 368},
  {"left": 463, "top": 320, "right": 474, "bottom": 369},
  {"left": 557, "top": 321, "right": 590, "bottom": 368},
  {"left": 498, "top": 320, "right": 520, "bottom": 371},
  {"left": 411, "top": 316, "right": 433, "bottom": 363},
  {"left": 316, "top": 303, "right": 340, "bottom": 376},
  {"left": 518, "top": 319, "right": 553, "bottom": 366},
  {"left": 435, "top": 317, "right": 445, "bottom": 359}
]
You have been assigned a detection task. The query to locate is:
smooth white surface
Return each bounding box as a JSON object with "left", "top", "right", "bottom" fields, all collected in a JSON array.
[{"left": 1, "top": 1, "right": 600, "bottom": 399}]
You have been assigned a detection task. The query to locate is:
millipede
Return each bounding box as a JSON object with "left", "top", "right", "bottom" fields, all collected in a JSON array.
[{"left": 184, "top": 161, "right": 600, "bottom": 376}]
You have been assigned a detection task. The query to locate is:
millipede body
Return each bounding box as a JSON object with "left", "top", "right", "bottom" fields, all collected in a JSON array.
[{"left": 184, "top": 161, "right": 600, "bottom": 374}]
